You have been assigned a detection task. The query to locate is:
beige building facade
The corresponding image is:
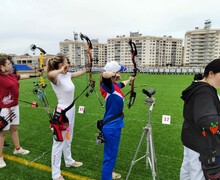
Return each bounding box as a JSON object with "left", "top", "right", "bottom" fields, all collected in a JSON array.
[
  {"left": 107, "top": 32, "right": 182, "bottom": 68},
  {"left": 59, "top": 39, "right": 107, "bottom": 67},
  {"left": 184, "top": 21, "right": 220, "bottom": 67},
  {"left": 59, "top": 32, "right": 183, "bottom": 68}
]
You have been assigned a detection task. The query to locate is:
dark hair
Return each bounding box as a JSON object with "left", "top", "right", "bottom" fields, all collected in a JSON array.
[
  {"left": 0, "top": 57, "right": 8, "bottom": 73},
  {"left": 194, "top": 73, "right": 204, "bottom": 81},
  {"left": 0, "top": 57, "right": 8, "bottom": 64},
  {"left": 46, "top": 55, "right": 66, "bottom": 73},
  {"left": 204, "top": 58, "right": 220, "bottom": 77},
  {"left": 8, "top": 57, "right": 17, "bottom": 74},
  {"left": 7, "top": 56, "right": 12, "bottom": 61}
]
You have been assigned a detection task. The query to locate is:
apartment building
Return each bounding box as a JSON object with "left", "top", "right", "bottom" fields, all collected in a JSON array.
[
  {"left": 107, "top": 32, "right": 183, "bottom": 68},
  {"left": 184, "top": 20, "right": 220, "bottom": 67},
  {"left": 59, "top": 32, "right": 182, "bottom": 68},
  {"left": 59, "top": 39, "right": 107, "bottom": 67}
]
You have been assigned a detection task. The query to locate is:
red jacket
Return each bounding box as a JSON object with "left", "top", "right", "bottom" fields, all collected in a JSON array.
[{"left": 0, "top": 73, "right": 20, "bottom": 108}]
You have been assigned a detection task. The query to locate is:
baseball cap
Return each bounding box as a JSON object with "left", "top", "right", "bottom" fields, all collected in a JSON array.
[{"left": 103, "top": 61, "right": 126, "bottom": 73}]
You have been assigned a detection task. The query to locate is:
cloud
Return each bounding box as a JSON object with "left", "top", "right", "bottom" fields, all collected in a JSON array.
[{"left": 0, "top": 0, "right": 220, "bottom": 55}]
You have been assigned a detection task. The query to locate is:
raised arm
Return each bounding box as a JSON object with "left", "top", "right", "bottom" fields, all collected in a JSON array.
[
  {"left": 71, "top": 68, "right": 88, "bottom": 78},
  {"left": 47, "top": 66, "right": 66, "bottom": 85}
]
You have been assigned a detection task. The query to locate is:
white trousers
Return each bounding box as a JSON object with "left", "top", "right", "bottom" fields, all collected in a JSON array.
[
  {"left": 51, "top": 106, "right": 76, "bottom": 180},
  {"left": 180, "top": 146, "right": 205, "bottom": 180}
]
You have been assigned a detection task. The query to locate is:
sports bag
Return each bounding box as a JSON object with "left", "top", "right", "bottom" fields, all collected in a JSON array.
[
  {"left": 50, "top": 107, "right": 69, "bottom": 142},
  {"left": 200, "top": 154, "right": 220, "bottom": 180},
  {"left": 96, "top": 112, "right": 123, "bottom": 131},
  {"left": 96, "top": 112, "right": 123, "bottom": 144},
  {"left": 203, "top": 163, "right": 220, "bottom": 180}
]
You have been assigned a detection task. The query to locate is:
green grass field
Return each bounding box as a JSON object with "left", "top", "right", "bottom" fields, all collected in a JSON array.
[{"left": 1, "top": 73, "right": 195, "bottom": 180}]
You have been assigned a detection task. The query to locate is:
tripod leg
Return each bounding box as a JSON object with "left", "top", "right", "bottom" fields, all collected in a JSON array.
[
  {"left": 149, "top": 127, "right": 157, "bottom": 180},
  {"left": 146, "top": 126, "right": 150, "bottom": 169},
  {"left": 126, "top": 129, "right": 147, "bottom": 180}
]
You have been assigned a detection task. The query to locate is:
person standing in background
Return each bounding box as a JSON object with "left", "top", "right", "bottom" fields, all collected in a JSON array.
[
  {"left": 0, "top": 57, "right": 30, "bottom": 168},
  {"left": 180, "top": 58, "right": 220, "bottom": 179},
  {"left": 3, "top": 56, "right": 17, "bottom": 148}
]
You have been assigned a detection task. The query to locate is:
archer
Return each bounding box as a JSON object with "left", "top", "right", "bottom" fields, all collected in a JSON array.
[
  {"left": 46, "top": 55, "right": 89, "bottom": 180},
  {"left": 99, "top": 60, "right": 134, "bottom": 180}
]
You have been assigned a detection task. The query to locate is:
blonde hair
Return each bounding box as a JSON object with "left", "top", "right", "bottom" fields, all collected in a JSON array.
[{"left": 46, "top": 55, "right": 66, "bottom": 73}]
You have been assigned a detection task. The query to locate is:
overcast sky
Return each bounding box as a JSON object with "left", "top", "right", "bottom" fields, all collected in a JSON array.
[{"left": 1, "top": 0, "right": 220, "bottom": 55}]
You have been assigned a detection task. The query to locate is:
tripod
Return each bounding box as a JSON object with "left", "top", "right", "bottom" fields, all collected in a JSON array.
[{"left": 126, "top": 96, "right": 157, "bottom": 180}]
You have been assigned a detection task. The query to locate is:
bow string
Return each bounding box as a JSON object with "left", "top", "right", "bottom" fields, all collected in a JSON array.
[{"left": 80, "top": 33, "right": 104, "bottom": 107}]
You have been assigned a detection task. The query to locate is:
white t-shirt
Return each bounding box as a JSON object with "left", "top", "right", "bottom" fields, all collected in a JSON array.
[{"left": 51, "top": 72, "right": 75, "bottom": 109}]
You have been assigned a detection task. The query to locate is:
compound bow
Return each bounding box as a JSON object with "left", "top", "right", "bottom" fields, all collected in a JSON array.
[
  {"left": 30, "top": 44, "right": 52, "bottom": 118},
  {"left": 127, "top": 39, "right": 138, "bottom": 109},
  {"left": 30, "top": 44, "right": 46, "bottom": 89},
  {"left": 80, "top": 33, "right": 104, "bottom": 107}
]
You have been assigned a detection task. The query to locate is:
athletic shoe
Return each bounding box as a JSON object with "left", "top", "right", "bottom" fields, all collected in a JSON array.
[
  {"left": 54, "top": 176, "right": 65, "bottom": 180},
  {"left": 4, "top": 141, "right": 9, "bottom": 147},
  {"left": 0, "top": 157, "right": 6, "bottom": 168},
  {"left": 112, "top": 172, "right": 121, "bottom": 179},
  {"left": 66, "top": 161, "right": 83, "bottom": 167},
  {"left": 13, "top": 147, "right": 30, "bottom": 155}
]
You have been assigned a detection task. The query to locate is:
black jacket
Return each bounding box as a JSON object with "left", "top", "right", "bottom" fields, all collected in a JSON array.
[{"left": 181, "top": 81, "right": 220, "bottom": 156}]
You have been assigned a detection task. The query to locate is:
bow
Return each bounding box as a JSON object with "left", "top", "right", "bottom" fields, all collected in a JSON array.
[
  {"left": 80, "top": 33, "right": 104, "bottom": 107},
  {"left": 30, "top": 44, "right": 47, "bottom": 89},
  {"left": 127, "top": 39, "right": 138, "bottom": 109},
  {"left": 80, "top": 33, "right": 94, "bottom": 95},
  {"left": 30, "top": 44, "right": 52, "bottom": 118}
]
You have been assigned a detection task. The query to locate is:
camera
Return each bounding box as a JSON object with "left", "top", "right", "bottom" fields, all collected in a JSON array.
[
  {"left": 142, "top": 88, "right": 156, "bottom": 97},
  {"left": 96, "top": 132, "right": 105, "bottom": 144}
]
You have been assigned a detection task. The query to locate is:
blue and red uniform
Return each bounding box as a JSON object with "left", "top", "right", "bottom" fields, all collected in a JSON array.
[{"left": 100, "top": 78, "right": 125, "bottom": 180}]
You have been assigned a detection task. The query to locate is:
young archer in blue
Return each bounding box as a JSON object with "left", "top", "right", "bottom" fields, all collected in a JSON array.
[{"left": 100, "top": 61, "right": 134, "bottom": 180}]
